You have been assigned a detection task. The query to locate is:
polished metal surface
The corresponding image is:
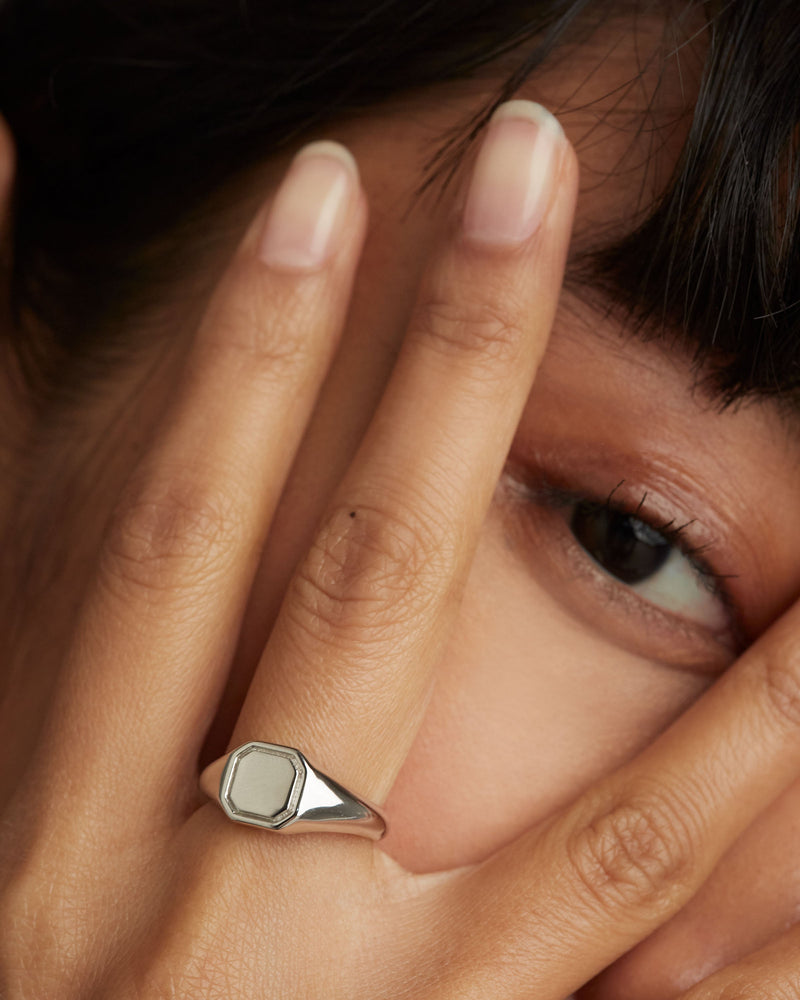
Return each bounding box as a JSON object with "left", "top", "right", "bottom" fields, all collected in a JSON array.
[{"left": 200, "top": 741, "right": 386, "bottom": 840}]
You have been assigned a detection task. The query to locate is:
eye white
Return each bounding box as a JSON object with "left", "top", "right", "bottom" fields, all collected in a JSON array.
[{"left": 628, "top": 544, "right": 728, "bottom": 631}]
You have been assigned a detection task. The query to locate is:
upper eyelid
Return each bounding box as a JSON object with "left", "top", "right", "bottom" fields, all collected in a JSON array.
[{"left": 512, "top": 475, "right": 708, "bottom": 562}]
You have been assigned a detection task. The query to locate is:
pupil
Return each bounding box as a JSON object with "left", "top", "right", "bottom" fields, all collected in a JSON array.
[{"left": 570, "top": 502, "right": 671, "bottom": 584}]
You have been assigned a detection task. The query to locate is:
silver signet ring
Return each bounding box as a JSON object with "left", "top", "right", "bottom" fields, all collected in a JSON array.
[{"left": 200, "top": 742, "right": 386, "bottom": 840}]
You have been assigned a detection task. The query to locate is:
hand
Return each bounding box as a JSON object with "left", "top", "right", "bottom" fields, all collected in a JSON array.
[
  {"left": 2, "top": 102, "right": 800, "bottom": 999},
  {"left": 671, "top": 930, "right": 800, "bottom": 1000}
]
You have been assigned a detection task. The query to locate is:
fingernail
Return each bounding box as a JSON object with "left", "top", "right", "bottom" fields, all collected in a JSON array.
[
  {"left": 260, "top": 141, "right": 358, "bottom": 271},
  {"left": 462, "top": 101, "right": 564, "bottom": 248}
]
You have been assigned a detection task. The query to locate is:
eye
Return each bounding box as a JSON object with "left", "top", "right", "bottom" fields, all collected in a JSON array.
[
  {"left": 569, "top": 499, "right": 725, "bottom": 629},
  {"left": 571, "top": 501, "right": 669, "bottom": 583}
]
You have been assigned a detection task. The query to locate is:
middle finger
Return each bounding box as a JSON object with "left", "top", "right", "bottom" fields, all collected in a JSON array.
[{"left": 234, "top": 101, "right": 577, "bottom": 803}]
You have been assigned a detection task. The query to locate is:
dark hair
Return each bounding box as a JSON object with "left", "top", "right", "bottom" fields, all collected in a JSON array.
[{"left": 1, "top": 0, "right": 799, "bottom": 408}]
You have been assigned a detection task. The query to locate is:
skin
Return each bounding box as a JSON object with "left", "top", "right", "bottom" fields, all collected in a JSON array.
[{"left": 1, "top": 15, "right": 800, "bottom": 998}]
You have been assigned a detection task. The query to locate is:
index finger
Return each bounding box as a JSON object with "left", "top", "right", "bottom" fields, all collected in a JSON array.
[{"left": 442, "top": 596, "right": 800, "bottom": 1000}]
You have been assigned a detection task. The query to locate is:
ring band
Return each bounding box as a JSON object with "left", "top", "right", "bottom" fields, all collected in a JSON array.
[{"left": 200, "top": 741, "right": 386, "bottom": 840}]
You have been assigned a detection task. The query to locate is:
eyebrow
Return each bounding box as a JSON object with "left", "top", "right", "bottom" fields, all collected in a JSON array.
[
  {"left": 573, "top": 208, "right": 800, "bottom": 416},
  {"left": 558, "top": 237, "right": 800, "bottom": 436}
]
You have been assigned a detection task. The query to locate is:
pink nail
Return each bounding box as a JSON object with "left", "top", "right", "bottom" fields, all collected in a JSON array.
[
  {"left": 462, "top": 101, "right": 564, "bottom": 248},
  {"left": 260, "top": 141, "right": 358, "bottom": 271}
]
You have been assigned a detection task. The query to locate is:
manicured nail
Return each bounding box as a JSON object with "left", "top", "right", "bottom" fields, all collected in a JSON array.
[
  {"left": 260, "top": 141, "right": 358, "bottom": 271},
  {"left": 462, "top": 101, "right": 564, "bottom": 247}
]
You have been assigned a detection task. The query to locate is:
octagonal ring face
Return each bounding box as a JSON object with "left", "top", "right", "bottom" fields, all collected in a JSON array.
[{"left": 220, "top": 742, "right": 306, "bottom": 830}]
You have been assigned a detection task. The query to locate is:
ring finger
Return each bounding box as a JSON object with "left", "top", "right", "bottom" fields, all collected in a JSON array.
[{"left": 35, "top": 141, "right": 367, "bottom": 828}]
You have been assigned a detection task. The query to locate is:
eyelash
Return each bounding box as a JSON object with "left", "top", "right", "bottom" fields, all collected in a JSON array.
[{"left": 517, "top": 476, "right": 740, "bottom": 613}]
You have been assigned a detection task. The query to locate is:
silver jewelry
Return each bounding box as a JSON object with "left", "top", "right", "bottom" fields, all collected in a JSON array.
[{"left": 200, "top": 741, "right": 386, "bottom": 840}]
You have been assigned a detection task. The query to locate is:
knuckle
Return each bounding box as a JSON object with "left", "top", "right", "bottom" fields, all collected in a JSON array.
[
  {"left": 289, "top": 498, "right": 451, "bottom": 643},
  {"left": 205, "top": 280, "right": 315, "bottom": 381},
  {"left": 103, "top": 474, "right": 243, "bottom": 595},
  {"left": 758, "top": 636, "right": 800, "bottom": 731},
  {"left": 412, "top": 293, "right": 524, "bottom": 368},
  {"left": 566, "top": 786, "right": 697, "bottom": 916}
]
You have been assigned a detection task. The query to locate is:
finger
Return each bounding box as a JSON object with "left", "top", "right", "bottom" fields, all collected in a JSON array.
[
  {"left": 441, "top": 597, "right": 800, "bottom": 1000},
  {"left": 584, "top": 774, "right": 800, "bottom": 1000},
  {"left": 676, "top": 924, "right": 800, "bottom": 999},
  {"left": 234, "top": 101, "right": 578, "bottom": 803},
  {"left": 36, "top": 142, "right": 367, "bottom": 826}
]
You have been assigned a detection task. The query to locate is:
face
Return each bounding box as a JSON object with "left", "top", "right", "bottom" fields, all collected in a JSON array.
[{"left": 4, "top": 12, "right": 800, "bottom": 1000}]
